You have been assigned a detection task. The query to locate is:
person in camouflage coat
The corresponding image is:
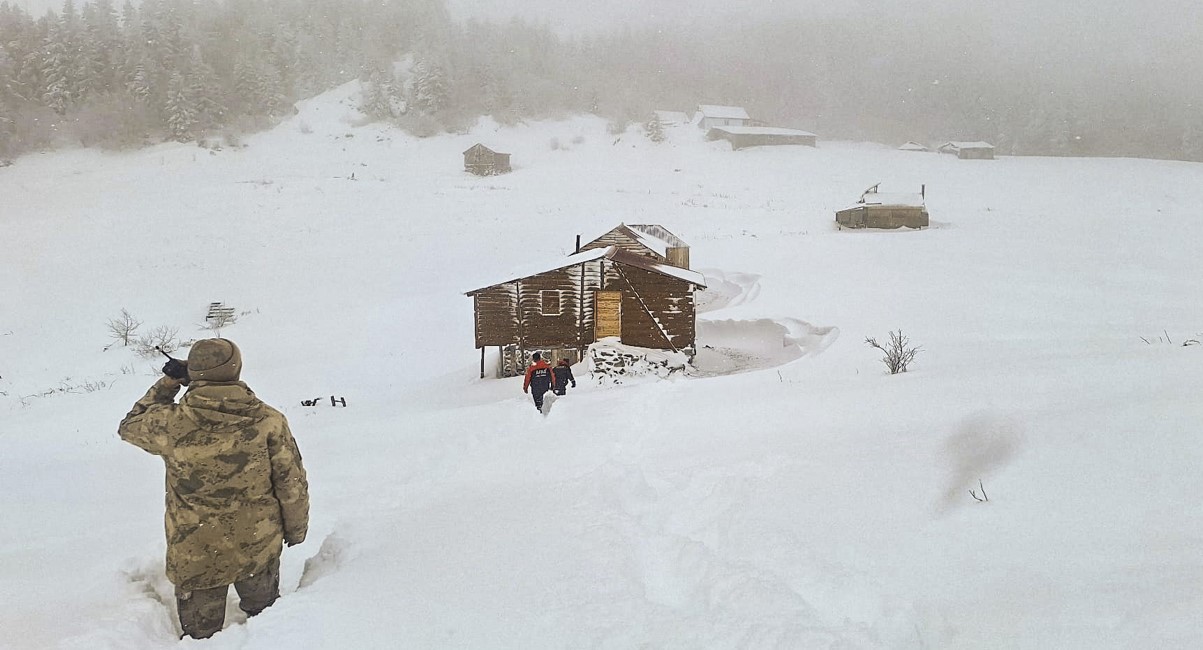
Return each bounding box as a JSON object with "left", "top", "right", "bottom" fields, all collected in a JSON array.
[{"left": 118, "top": 338, "right": 309, "bottom": 639}]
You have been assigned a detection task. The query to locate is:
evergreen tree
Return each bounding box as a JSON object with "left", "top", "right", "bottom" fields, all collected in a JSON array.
[
  {"left": 412, "top": 58, "right": 447, "bottom": 115},
  {"left": 162, "top": 70, "right": 195, "bottom": 140},
  {"left": 41, "top": 21, "right": 72, "bottom": 114},
  {"left": 645, "top": 115, "right": 665, "bottom": 143}
]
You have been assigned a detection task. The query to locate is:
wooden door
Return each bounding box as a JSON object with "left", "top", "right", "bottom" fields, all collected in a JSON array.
[{"left": 595, "top": 291, "right": 621, "bottom": 339}]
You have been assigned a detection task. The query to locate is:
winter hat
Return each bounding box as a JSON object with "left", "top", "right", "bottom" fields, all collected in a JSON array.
[
  {"left": 187, "top": 338, "right": 242, "bottom": 382},
  {"left": 532, "top": 352, "right": 542, "bottom": 361}
]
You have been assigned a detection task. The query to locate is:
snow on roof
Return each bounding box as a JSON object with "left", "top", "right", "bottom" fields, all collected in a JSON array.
[
  {"left": 608, "top": 247, "right": 707, "bottom": 287},
  {"left": 462, "top": 143, "right": 508, "bottom": 155},
  {"left": 708, "top": 126, "right": 816, "bottom": 137},
  {"left": 898, "top": 141, "right": 928, "bottom": 151},
  {"left": 464, "top": 245, "right": 705, "bottom": 295},
  {"left": 653, "top": 110, "right": 690, "bottom": 124},
  {"left": 625, "top": 224, "right": 686, "bottom": 258},
  {"left": 464, "top": 247, "right": 609, "bottom": 295},
  {"left": 697, "top": 105, "right": 751, "bottom": 120},
  {"left": 941, "top": 141, "right": 994, "bottom": 150}
]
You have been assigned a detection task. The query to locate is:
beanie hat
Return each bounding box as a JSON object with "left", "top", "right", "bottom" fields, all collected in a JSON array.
[{"left": 187, "top": 338, "right": 242, "bottom": 382}]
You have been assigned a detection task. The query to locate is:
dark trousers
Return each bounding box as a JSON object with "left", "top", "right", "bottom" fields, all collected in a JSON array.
[
  {"left": 532, "top": 388, "right": 548, "bottom": 411},
  {"left": 176, "top": 556, "right": 280, "bottom": 639}
]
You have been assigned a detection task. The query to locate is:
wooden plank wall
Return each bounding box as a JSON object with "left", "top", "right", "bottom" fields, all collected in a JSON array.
[
  {"left": 473, "top": 285, "right": 519, "bottom": 347},
  {"left": 611, "top": 264, "right": 696, "bottom": 350}
]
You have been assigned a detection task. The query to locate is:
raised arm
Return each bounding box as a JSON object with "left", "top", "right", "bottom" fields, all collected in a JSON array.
[{"left": 117, "top": 377, "right": 182, "bottom": 457}]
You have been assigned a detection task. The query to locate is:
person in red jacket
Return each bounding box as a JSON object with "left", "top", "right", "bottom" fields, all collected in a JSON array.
[{"left": 523, "top": 352, "right": 554, "bottom": 411}]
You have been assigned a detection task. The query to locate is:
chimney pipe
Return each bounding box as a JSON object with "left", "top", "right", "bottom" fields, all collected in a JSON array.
[
  {"left": 575, "top": 235, "right": 581, "bottom": 254},
  {"left": 921, "top": 184, "right": 926, "bottom": 199}
]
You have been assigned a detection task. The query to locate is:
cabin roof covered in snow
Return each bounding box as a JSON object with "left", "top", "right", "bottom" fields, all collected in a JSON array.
[
  {"left": 941, "top": 141, "right": 994, "bottom": 150},
  {"left": 697, "top": 105, "right": 751, "bottom": 120},
  {"left": 653, "top": 110, "right": 690, "bottom": 123},
  {"left": 463, "top": 143, "right": 508, "bottom": 156},
  {"left": 709, "top": 126, "right": 816, "bottom": 137},
  {"left": 899, "top": 141, "right": 928, "bottom": 151},
  {"left": 464, "top": 245, "right": 705, "bottom": 295},
  {"left": 625, "top": 224, "right": 687, "bottom": 257}
]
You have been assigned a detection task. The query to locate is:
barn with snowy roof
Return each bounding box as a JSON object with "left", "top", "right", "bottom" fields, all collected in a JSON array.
[
  {"left": 465, "top": 235, "right": 705, "bottom": 378},
  {"left": 836, "top": 184, "right": 929, "bottom": 229},
  {"left": 694, "top": 104, "right": 752, "bottom": 130},
  {"left": 707, "top": 126, "right": 817, "bottom": 150},
  {"left": 937, "top": 141, "right": 995, "bottom": 160}
]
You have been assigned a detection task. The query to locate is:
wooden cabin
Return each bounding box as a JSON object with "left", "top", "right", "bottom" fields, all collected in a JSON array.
[
  {"left": 695, "top": 104, "right": 751, "bottom": 130},
  {"left": 465, "top": 246, "right": 706, "bottom": 377},
  {"left": 937, "top": 141, "right": 995, "bottom": 160},
  {"left": 899, "top": 141, "right": 929, "bottom": 152},
  {"left": 463, "top": 143, "right": 512, "bottom": 175},
  {"left": 579, "top": 223, "right": 690, "bottom": 269},
  {"left": 707, "top": 126, "right": 817, "bottom": 150},
  {"left": 836, "top": 184, "right": 929, "bottom": 229},
  {"left": 652, "top": 110, "right": 690, "bottom": 127}
]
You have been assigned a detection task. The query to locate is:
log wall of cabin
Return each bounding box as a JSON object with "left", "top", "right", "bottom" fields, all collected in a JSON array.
[
  {"left": 609, "top": 264, "right": 696, "bottom": 350},
  {"left": 473, "top": 285, "right": 519, "bottom": 347}
]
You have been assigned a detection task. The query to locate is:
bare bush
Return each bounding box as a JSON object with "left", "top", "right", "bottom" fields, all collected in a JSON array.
[
  {"left": 105, "top": 309, "right": 142, "bottom": 348},
  {"left": 135, "top": 326, "right": 181, "bottom": 357},
  {"left": 865, "top": 330, "right": 922, "bottom": 374}
]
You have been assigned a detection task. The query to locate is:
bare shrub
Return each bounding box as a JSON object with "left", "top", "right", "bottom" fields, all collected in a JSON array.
[
  {"left": 571, "top": 135, "right": 586, "bottom": 145},
  {"left": 865, "top": 330, "right": 922, "bottom": 374},
  {"left": 135, "top": 326, "right": 181, "bottom": 357},
  {"left": 203, "top": 309, "right": 238, "bottom": 336},
  {"left": 105, "top": 309, "right": 142, "bottom": 348},
  {"left": 548, "top": 136, "right": 562, "bottom": 150}
]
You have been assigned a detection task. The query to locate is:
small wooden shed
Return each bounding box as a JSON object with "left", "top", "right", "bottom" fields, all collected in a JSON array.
[
  {"left": 578, "top": 223, "right": 690, "bottom": 269},
  {"left": 652, "top": 110, "right": 690, "bottom": 126},
  {"left": 463, "top": 143, "right": 512, "bottom": 175},
  {"left": 836, "top": 184, "right": 929, "bottom": 229},
  {"left": 937, "top": 141, "right": 995, "bottom": 160},
  {"left": 465, "top": 246, "right": 706, "bottom": 377},
  {"left": 707, "top": 126, "right": 817, "bottom": 150}
]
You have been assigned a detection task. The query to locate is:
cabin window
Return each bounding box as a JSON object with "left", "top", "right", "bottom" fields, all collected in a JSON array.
[{"left": 540, "top": 290, "right": 562, "bottom": 316}]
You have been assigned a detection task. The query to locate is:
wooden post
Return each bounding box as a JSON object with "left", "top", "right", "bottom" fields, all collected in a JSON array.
[{"left": 480, "top": 347, "right": 485, "bottom": 379}]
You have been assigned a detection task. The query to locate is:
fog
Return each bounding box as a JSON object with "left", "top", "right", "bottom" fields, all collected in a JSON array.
[{"left": 2, "top": 0, "right": 1201, "bottom": 160}]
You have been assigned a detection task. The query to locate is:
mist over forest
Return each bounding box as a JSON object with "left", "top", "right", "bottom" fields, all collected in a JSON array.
[{"left": 1, "top": 0, "right": 1200, "bottom": 161}]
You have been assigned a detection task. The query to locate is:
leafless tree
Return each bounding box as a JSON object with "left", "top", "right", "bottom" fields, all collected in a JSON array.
[
  {"left": 105, "top": 309, "right": 142, "bottom": 348},
  {"left": 135, "top": 326, "right": 181, "bottom": 357},
  {"left": 865, "top": 330, "right": 922, "bottom": 375}
]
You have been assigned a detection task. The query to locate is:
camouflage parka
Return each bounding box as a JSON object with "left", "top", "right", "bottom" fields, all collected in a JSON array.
[{"left": 118, "top": 377, "right": 309, "bottom": 591}]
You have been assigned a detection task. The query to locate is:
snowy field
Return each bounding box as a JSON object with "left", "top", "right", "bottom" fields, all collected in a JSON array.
[{"left": 2, "top": 82, "right": 1202, "bottom": 649}]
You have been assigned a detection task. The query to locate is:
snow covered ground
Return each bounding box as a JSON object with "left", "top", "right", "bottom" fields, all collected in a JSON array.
[{"left": 2, "top": 82, "right": 1202, "bottom": 649}]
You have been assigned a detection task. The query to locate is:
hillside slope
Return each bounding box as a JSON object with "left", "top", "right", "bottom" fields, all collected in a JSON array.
[{"left": 2, "top": 83, "right": 1202, "bottom": 649}]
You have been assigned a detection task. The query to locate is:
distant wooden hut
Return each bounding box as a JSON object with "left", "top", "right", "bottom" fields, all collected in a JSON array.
[
  {"left": 578, "top": 223, "right": 691, "bottom": 269},
  {"left": 836, "top": 184, "right": 929, "bottom": 229},
  {"left": 899, "top": 141, "right": 929, "bottom": 152},
  {"left": 652, "top": 110, "right": 690, "bottom": 127},
  {"left": 937, "top": 141, "right": 994, "bottom": 160},
  {"left": 695, "top": 105, "right": 751, "bottom": 130},
  {"left": 465, "top": 246, "right": 706, "bottom": 377},
  {"left": 707, "top": 126, "right": 817, "bottom": 150},
  {"left": 463, "top": 143, "right": 512, "bottom": 175}
]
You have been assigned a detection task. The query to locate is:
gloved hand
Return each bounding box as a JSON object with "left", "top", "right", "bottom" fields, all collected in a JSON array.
[
  {"left": 162, "top": 358, "right": 190, "bottom": 384},
  {"left": 571, "top": 382, "right": 576, "bottom": 388}
]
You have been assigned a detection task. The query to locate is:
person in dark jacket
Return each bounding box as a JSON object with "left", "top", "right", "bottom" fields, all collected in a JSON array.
[
  {"left": 523, "top": 352, "right": 553, "bottom": 411},
  {"left": 551, "top": 358, "right": 576, "bottom": 396}
]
